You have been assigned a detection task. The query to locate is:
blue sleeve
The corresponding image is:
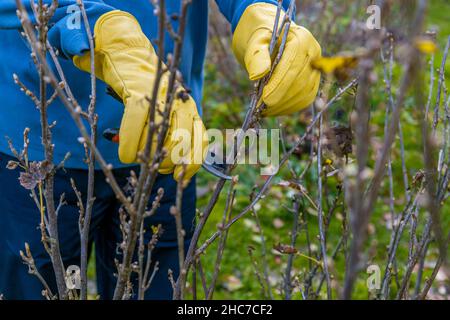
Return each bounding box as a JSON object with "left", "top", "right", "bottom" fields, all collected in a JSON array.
[
  {"left": 215, "top": 0, "right": 292, "bottom": 32},
  {"left": 0, "top": 0, "right": 115, "bottom": 58}
]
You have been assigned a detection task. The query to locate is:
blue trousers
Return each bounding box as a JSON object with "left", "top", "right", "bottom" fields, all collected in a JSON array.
[{"left": 0, "top": 152, "right": 196, "bottom": 300}]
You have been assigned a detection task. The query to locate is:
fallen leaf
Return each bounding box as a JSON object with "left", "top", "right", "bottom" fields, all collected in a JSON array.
[
  {"left": 243, "top": 219, "right": 259, "bottom": 233},
  {"left": 274, "top": 256, "right": 282, "bottom": 265},
  {"left": 436, "top": 269, "right": 448, "bottom": 282},
  {"left": 223, "top": 275, "right": 243, "bottom": 292},
  {"left": 272, "top": 218, "right": 284, "bottom": 229},
  {"left": 251, "top": 235, "right": 262, "bottom": 244}
]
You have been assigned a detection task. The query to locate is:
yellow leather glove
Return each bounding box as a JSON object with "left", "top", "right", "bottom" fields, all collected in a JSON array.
[
  {"left": 232, "top": 3, "right": 322, "bottom": 116},
  {"left": 73, "top": 11, "right": 207, "bottom": 182}
]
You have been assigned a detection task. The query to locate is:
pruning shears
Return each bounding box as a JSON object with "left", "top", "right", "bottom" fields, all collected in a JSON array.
[
  {"left": 103, "top": 128, "right": 232, "bottom": 180},
  {"left": 103, "top": 87, "right": 232, "bottom": 180}
]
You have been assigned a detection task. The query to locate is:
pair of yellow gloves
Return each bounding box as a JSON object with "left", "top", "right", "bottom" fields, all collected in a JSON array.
[{"left": 74, "top": 4, "right": 322, "bottom": 182}]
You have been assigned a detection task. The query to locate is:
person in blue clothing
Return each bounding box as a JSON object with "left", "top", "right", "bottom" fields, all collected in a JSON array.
[{"left": 0, "top": 0, "right": 321, "bottom": 299}]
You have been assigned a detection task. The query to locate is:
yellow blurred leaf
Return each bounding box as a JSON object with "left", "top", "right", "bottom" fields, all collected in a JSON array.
[
  {"left": 311, "top": 56, "right": 358, "bottom": 74},
  {"left": 414, "top": 38, "right": 437, "bottom": 54}
]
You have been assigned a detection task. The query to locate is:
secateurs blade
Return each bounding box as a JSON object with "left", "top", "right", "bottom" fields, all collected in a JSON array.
[{"left": 102, "top": 127, "right": 232, "bottom": 181}]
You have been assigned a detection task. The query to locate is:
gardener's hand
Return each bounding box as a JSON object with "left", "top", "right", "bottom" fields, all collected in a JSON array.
[
  {"left": 73, "top": 11, "right": 207, "bottom": 182},
  {"left": 232, "top": 3, "right": 322, "bottom": 116}
]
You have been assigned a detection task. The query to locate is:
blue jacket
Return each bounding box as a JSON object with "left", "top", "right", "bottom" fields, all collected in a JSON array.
[{"left": 0, "top": 0, "right": 289, "bottom": 169}]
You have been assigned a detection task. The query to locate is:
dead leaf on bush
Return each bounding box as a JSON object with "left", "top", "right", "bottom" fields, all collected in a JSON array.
[
  {"left": 19, "top": 161, "right": 52, "bottom": 190},
  {"left": 274, "top": 243, "right": 298, "bottom": 254},
  {"left": 278, "top": 180, "right": 306, "bottom": 193},
  {"left": 6, "top": 161, "right": 19, "bottom": 170}
]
